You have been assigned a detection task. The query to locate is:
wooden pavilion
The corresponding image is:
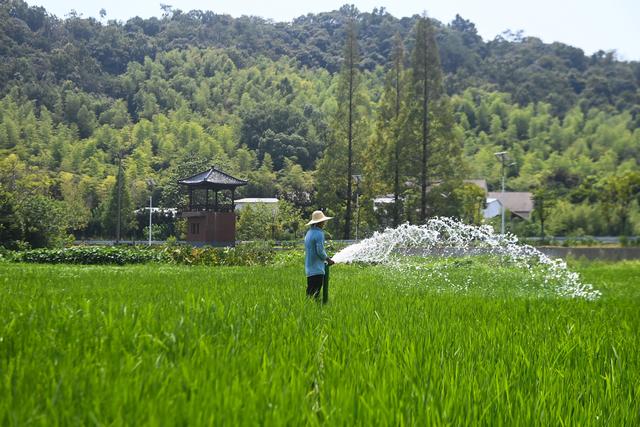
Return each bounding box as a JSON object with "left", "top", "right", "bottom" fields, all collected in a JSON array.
[{"left": 178, "top": 166, "right": 247, "bottom": 246}]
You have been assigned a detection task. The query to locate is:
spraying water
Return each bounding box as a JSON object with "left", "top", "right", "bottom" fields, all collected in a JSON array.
[{"left": 332, "top": 217, "right": 600, "bottom": 300}]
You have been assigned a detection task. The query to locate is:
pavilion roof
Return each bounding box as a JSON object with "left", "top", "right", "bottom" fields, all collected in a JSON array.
[{"left": 178, "top": 167, "right": 248, "bottom": 190}]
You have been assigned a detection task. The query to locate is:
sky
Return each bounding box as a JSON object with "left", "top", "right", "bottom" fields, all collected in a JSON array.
[{"left": 29, "top": 0, "right": 640, "bottom": 61}]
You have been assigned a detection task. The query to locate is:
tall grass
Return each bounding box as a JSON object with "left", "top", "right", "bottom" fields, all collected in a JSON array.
[{"left": 1, "top": 261, "right": 639, "bottom": 425}]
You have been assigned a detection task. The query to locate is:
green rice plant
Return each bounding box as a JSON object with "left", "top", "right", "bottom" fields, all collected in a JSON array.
[{"left": 1, "top": 261, "right": 639, "bottom": 425}]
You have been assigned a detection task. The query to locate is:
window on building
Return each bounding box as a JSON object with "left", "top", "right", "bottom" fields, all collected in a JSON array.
[{"left": 190, "top": 222, "right": 200, "bottom": 234}]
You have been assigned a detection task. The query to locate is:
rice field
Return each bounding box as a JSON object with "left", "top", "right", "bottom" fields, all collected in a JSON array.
[{"left": 1, "top": 260, "right": 639, "bottom": 425}]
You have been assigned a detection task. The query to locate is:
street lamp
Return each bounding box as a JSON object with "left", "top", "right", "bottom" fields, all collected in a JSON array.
[
  {"left": 494, "top": 152, "right": 516, "bottom": 235},
  {"left": 146, "top": 179, "right": 156, "bottom": 245},
  {"left": 352, "top": 174, "right": 363, "bottom": 241},
  {"left": 494, "top": 151, "right": 508, "bottom": 235},
  {"left": 115, "top": 152, "right": 123, "bottom": 244}
]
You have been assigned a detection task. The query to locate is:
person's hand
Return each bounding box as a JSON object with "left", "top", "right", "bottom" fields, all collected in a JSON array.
[{"left": 327, "top": 258, "right": 335, "bottom": 266}]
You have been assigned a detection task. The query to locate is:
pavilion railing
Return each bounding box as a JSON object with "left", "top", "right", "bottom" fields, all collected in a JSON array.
[{"left": 183, "top": 203, "right": 235, "bottom": 213}]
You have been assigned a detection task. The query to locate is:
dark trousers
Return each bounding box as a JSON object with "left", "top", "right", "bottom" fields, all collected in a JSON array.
[{"left": 306, "top": 274, "right": 327, "bottom": 303}]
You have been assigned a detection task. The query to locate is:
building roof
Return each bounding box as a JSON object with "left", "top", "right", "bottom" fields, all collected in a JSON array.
[
  {"left": 488, "top": 192, "right": 533, "bottom": 219},
  {"left": 235, "top": 198, "right": 279, "bottom": 204},
  {"left": 178, "top": 167, "right": 247, "bottom": 189}
]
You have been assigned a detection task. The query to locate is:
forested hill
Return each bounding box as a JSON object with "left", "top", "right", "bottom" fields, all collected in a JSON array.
[
  {"left": 1, "top": 1, "right": 639, "bottom": 115},
  {"left": 1, "top": 0, "right": 640, "bottom": 247}
]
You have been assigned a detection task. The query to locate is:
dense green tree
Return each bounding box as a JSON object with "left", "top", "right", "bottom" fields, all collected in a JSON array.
[
  {"left": 317, "top": 18, "right": 369, "bottom": 239},
  {"left": 340, "top": 18, "right": 360, "bottom": 239},
  {"left": 58, "top": 171, "right": 91, "bottom": 233},
  {"left": 76, "top": 104, "right": 97, "bottom": 138},
  {"left": 102, "top": 161, "right": 135, "bottom": 239},
  {"left": 0, "top": 187, "right": 22, "bottom": 248},
  {"left": 99, "top": 100, "right": 131, "bottom": 128},
  {"left": 454, "top": 183, "right": 486, "bottom": 225},
  {"left": 237, "top": 200, "right": 304, "bottom": 240},
  {"left": 411, "top": 16, "right": 440, "bottom": 221},
  {"left": 0, "top": 1, "right": 638, "bottom": 242},
  {"left": 2, "top": 1, "right": 639, "bottom": 115},
  {"left": 532, "top": 186, "right": 557, "bottom": 239},
  {"left": 274, "top": 199, "right": 306, "bottom": 240},
  {"left": 389, "top": 34, "right": 406, "bottom": 226},
  {"left": 406, "top": 16, "right": 463, "bottom": 222},
  {"left": 424, "top": 181, "right": 463, "bottom": 219},
  {"left": 19, "top": 194, "right": 71, "bottom": 248},
  {"left": 246, "top": 154, "right": 277, "bottom": 197},
  {"left": 368, "top": 32, "right": 408, "bottom": 227},
  {"left": 237, "top": 203, "right": 273, "bottom": 240},
  {"left": 277, "top": 159, "right": 314, "bottom": 207},
  {"left": 598, "top": 172, "right": 640, "bottom": 236}
]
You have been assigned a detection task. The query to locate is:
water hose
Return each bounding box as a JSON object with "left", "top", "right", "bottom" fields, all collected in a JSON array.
[{"left": 323, "top": 262, "right": 330, "bottom": 304}]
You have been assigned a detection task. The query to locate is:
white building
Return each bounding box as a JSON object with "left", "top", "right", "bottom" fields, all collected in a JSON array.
[
  {"left": 482, "top": 198, "right": 502, "bottom": 219},
  {"left": 134, "top": 207, "right": 177, "bottom": 216},
  {"left": 373, "top": 194, "right": 395, "bottom": 212}
]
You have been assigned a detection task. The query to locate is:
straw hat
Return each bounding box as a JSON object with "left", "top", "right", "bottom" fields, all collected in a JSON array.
[{"left": 306, "top": 210, "right": 333, "bottom": 226}]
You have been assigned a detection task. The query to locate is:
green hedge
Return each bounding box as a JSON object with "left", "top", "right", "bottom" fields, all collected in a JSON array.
[
  {"left": 14, "top": 243, "right": 276, "bottom": 266},
  {"left": 16, "top": 246, "right": 160, "bottom": 265}
]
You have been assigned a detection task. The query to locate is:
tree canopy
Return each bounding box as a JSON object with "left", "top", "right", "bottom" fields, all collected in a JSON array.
[{"left": 0, "top": 1, "right": 639, "bottom": 246}]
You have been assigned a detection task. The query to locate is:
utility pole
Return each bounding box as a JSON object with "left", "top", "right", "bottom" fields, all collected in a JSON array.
[
  {"left": 116, "top": 153, "right": 122, "bottom": 244},
  {"left": 352, "top": 174, "right": 362, "bottom": 240},
  {"left": 343, "top": 20, "right": 358, "bottom": 240},
  {"left": 146, "top": 179, "right": 155, "bottom": 246},
  {"left": 149, "top": 195, "right": 152, "bottom": 245},
  {"left": 494, "top": 152, "right": 515, "bottom": 236}
]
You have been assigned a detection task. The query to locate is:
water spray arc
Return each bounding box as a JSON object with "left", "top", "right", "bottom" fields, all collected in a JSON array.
[{"left": 332, "top": 217, "right": 600, "bottom": 300}]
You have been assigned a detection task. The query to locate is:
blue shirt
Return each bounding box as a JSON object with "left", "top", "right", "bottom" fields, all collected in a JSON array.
[{"left": 304, "top": 226, "right": 328, "bottom": 277}]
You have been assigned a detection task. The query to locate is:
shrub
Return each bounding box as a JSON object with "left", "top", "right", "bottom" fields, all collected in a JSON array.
[
  {"left": 16, "top": 246, "right": 159, "bottom": 265},
  {"left": 237, "top": 204, "right": 274, "bottom": 240},
  {"left": 274, "top": 249, "right": 304, "bottom": 266},
  {"left": 159, "top": 242, "right": 275, "bottom": 266},
  {"left": 14, "top": 242, "right": 277, "bottom": 266},
  {"left": 620, "top": 236, "right": 640, "bottom": 247},
  {"left": 0, "top": 246, "right": 16, "bottom": 262}
]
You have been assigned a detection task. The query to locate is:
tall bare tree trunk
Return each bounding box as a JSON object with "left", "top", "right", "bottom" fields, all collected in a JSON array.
[
  {"left": 420, "top": 52, "right": 429, "bottom": 223},
  {"left": 393, "top": 33, "right": 403, "bottom": 227},
  {"left": 343, "top": 21, "right": 358, "bottom": 240}
]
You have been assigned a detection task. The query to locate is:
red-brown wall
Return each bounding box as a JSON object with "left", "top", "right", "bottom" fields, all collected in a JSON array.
[{"left": 184, "top": 212, "right": 236, "bottom": 245}]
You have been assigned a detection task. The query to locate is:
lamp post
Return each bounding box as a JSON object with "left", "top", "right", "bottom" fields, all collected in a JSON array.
[
  {"left": 352, "top": 174, "right": 362, "bottom": 241},
  {"left": 494, "top": 151, "right": 509, "bottom": 236},
  {"left": 115, "top": 153, "right": 123, "bottom": 244},
  {"left": 146, "top": 179, "right": 156, "bottom": 246},
  {"left": 494, "top": 151, "right": 516, "bottom": 235}
]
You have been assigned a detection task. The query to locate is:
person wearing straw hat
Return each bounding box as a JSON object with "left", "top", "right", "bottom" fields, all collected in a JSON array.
[{"left": 304, "top": 210, "right": 334, "bottom": 301}]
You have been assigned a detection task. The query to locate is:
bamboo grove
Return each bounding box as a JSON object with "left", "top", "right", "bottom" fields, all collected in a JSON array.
[{"left": 1, "top": 3, "right": 639, "bottom": 247}]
